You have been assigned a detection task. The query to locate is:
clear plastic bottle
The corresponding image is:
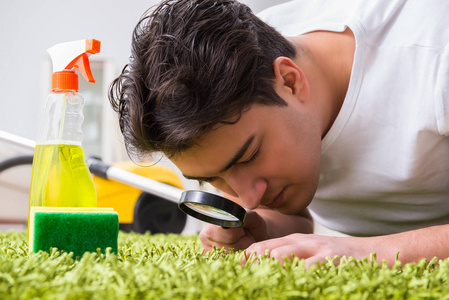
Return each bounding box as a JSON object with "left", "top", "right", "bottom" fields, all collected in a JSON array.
[{"left": 29, "top": 39, "right": 101, "bottom": 209}]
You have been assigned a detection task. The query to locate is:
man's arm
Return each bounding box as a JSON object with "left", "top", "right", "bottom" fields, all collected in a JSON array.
[{"left": 369, "top": 224, "right": 449, "bottom": 265}]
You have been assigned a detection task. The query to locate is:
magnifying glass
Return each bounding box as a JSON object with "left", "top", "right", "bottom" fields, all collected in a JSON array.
[
  {"left": 85, "top": 157, "right": 247, "bottom": 228},
  {"left": 179, "top": 190, "right": 246, "bottom": 228}
]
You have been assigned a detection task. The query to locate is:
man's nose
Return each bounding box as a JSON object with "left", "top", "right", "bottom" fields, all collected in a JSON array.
[{"left": 224, "top": 171, "right": 267, "bottom": 210}]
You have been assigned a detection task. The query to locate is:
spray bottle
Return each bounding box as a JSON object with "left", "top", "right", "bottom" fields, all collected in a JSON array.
[{"left": 29, "top": 39, "right": 101, "bottom": 209}]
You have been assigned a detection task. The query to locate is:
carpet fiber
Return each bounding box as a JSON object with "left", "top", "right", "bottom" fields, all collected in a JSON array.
[{"left": 1, "top": 231, "right": 448, "bottom": 299}]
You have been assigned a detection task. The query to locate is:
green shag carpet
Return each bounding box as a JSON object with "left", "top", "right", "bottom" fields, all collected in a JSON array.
[{"left": 1, "top": 231, "right": 449, "bottom": 299}]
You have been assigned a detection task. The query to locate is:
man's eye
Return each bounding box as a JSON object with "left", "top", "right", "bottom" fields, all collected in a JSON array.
[
  {"left": 198, "top": 177, "right": 217, "bottom": 185},
  {"left": 242, "top": 149, "right": 260, "bottom": 165}
]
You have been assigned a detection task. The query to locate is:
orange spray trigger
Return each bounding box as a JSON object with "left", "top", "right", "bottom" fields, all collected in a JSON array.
[{"left": 66, "top": 53, "right": 95, "bottom": 83}]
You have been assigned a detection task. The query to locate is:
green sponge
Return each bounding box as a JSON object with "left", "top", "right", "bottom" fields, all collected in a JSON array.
[{"left": 29, "top": 206, "right": 119, "bottom": 257}]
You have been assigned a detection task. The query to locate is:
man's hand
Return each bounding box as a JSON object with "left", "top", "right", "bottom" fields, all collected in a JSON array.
[
  {"left": 243, "top": 233, "right": 368, "bottom": 268},
  {"left": 199, "top": 210, "right": 269, "bottom": 252}
]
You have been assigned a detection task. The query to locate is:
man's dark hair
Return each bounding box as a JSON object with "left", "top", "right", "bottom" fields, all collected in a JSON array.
[{"left": 109, "top": 0, "right": 296, "bottom": 159}]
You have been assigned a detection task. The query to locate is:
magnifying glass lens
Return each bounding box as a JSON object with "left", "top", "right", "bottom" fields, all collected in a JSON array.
[
  {"left": 178, "top": 190, "right": 246, "bottom": 227},
  {"left": 184, "top": 202, "right": 240, "bottom": 222}
]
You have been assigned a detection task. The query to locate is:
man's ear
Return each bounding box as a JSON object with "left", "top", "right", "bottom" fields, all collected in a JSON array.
[{"left": 273, "top": 57, "right": 309, "bottom": 102}]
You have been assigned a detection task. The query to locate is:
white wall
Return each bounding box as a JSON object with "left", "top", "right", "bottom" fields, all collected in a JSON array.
[{"left": 0, "top": 0, "right": 289, "bottom": 142}]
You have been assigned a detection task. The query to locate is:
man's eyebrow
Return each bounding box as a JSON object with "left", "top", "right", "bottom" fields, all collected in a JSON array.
[
  {"left": 183, "top": 135, "right": 255, "bottom": 181},
  {"left": 219, "top": 134, "right": 255, "bottom": 173}
]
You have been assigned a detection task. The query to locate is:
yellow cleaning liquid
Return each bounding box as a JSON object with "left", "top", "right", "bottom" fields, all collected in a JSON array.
[{"left": 29, "top": 144, "right": 97, "bottom": 207}]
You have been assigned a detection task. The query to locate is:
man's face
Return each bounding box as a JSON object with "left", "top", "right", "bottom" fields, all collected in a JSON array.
[{"left": 172, "top": 100, "right": 322, "bottom": 215}]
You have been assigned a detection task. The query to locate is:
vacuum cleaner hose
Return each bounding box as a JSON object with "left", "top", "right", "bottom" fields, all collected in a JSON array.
[{"left": 0, "top": 155, "right": 33, "bottom": 173}]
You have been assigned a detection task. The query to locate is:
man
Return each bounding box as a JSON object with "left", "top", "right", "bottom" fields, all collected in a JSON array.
[{"left": 109, "top": 0, "right": 449, "bottom": 268}]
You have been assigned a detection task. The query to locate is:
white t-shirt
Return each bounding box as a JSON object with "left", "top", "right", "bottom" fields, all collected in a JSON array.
[{"left": 259, "top": 0, "right": 449, "bottom": 236}]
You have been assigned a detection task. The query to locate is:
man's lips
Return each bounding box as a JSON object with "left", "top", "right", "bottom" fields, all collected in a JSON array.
[{"left": 265, "top": 188, "right": 285, "bottom": 209}]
